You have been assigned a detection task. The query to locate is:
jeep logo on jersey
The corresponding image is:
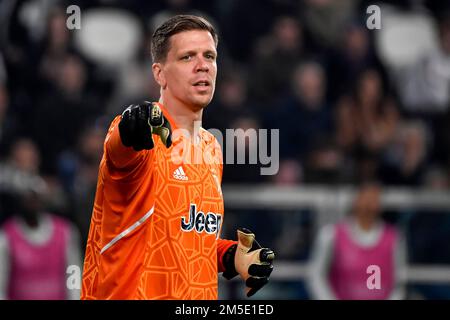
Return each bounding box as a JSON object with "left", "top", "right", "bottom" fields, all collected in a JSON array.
[{"left": 181, "top": 204, "right": 222, "bottom": 238}]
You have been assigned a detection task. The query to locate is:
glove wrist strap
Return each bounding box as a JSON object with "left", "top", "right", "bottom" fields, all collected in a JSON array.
[{"left": 222, "top": 244, "right": 238, "bottom": 280}]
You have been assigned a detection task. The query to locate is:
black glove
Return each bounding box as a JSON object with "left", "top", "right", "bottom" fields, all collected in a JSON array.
[
  {"left": 118, "top": 101, "right": 172, "bottom": 151},
  {"left": 222, "top": 228, "right": 275, "bottom": 297}
]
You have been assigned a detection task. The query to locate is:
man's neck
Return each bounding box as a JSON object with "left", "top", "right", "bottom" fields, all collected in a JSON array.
[
  {"left": 159, "top": 97, "right": 203, "bottom": 138},
  {"left": 354, "top": 214, "right": 377, "bottom": 232}
]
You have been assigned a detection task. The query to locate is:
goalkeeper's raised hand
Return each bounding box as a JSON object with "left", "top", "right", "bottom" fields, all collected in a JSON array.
[
  {"left": 118, "top": 101, "right": 172, "bottom": 151},
  {"left": 223, "top": 228, "right": 275, "bottom": 297}
]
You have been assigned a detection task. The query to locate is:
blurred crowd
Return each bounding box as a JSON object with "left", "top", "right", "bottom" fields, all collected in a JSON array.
[{"left": 0, "top": 0, "right": 450, "bottom": 299}]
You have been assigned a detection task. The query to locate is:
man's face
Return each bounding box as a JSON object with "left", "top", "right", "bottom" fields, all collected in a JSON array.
[
  {"left": 354, "top": 185, "right": 381, "bottom": 220},
  {"left": 155, "top": 30, "right": 217, "bottom": 110}
]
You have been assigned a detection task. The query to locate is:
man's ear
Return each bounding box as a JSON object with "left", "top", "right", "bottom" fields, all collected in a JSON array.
[{"left": 152, "top": 63, "right": 167, "bottom": 89}]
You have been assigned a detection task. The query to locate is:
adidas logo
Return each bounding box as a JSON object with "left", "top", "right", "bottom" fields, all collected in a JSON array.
[{"left": 173, "top": 166, "right": 188, "bottom": 181}]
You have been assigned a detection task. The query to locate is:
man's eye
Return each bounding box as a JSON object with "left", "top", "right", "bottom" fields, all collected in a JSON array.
[
  {"left": 206, "top": 54, "right": 216, "bottom": 60},
  {"left": 181, "top": 55, "right": 192, "bottom": 61}
]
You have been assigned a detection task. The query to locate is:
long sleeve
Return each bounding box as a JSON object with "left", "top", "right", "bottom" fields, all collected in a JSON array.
[
  {"left": 387, "top": 232, "right": 408, "bottom": 300},
  {"left": 0, "top": 230, "right": 9, "bottom": 300},
  {"left": 65, "top": 224, "right": 82, "bottom": 300},
  {"left": 104, "top": 116, "right": 152, "bottom": 171},
  {"left": 307, "top": 225, "right": 337, "bottom": 300}
]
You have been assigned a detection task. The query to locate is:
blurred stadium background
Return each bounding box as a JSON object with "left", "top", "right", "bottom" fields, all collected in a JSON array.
[{"left": 1, "top": 0, "right": 450, "bottom": 299}]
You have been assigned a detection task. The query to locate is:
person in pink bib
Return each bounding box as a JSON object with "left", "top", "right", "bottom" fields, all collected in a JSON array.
[
  {"left": 308, "top": 182, "right": 407, "bottom": 300},
  {"left": 0, "top": 176, "right": 82, "bottom": 300}
]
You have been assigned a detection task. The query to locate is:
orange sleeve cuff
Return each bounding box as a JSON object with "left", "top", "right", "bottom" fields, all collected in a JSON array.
[{"left": 217, "top": 239, "right": 238, "bottom": 273}]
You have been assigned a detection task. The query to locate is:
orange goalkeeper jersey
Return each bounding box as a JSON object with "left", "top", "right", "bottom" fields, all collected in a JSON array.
[{"left": 81, "top": 103, "right": 236, "bottom": 300}]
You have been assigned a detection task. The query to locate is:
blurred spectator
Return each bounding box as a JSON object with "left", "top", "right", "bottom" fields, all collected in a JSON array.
[
  {"left": 33, "top": 53, "right": 98, "bottom": 174},
  {"left": 379, "top": 121, "right": 429, "bottom": 186},
  {"left": 301, "top": 0, "right": 359, "bottom": 49},
  {"left": 0, "top": 180, "right": 82, "bottom": 300},
  {"left": 222, "top": 116, "right": 266, "bottom": 184},
  {"left": 7, "top": 138, "right": 41, "bottom": 175},
  {"left": 37, "top": 6, "right": 74, "bottom": 89},
  {"left": 203, "top": 68, "right": 254, "bottom": 133},
  {"left": 303, "top": 137, "right": 347, "bottom": 184},
  {"left": 58, "top": 122, "right": 105, "bottom": 245},
  {"left": 1, "top": 0, "right": 41, "bottom": 101},
  {"left": 308, "top": 182, "right": 407, "bottom": 299},
  {"left": 0, "top": 138, "right": 43, "bottom": 197},
  {"left": 249, "top": 15, "right": 305, "bottom": 104},
  {"left": 0, "top": 135, "right": 81, "bottom": 299},
  {"left": 272, "top": 61, "right": 332, "bottom": 163},
  {"left": 326, "top": 21, "right": 386, "bottom": 101},
  {"left": 1, "top": 137, "right": 70, "bottom": 219},
  {"left": 218, "top": 0, "right": 288, "bottom": 62},
  {"left": 353, "top": 69, "right": 399, "bottom": 153},
  {"left": 335, "top": 69, "right": 399, "bottom": 182}
]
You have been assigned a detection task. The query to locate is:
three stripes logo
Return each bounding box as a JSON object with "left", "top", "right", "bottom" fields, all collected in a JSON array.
[{"left": 173, "top": 166, "right": 188, "bottom": 181}]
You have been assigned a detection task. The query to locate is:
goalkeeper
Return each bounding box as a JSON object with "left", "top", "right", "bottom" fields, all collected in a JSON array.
[{"left": 81, "top": 15, "right": 274, "bottom": 300}]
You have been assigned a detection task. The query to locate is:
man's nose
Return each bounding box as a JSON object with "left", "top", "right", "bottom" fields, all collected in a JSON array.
[{"left": 195, "top": 57, "right": 209, "bottom": 72}]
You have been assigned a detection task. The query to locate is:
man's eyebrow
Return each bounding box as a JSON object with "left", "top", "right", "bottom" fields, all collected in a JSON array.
[
  {"left": 204, "top": 50, "right": 217, "bottom": 56},
  {"left": 178, "top": 49, "right": 217, "bottom": 56},
  {"left": 179, "top": 50, "right": 196, "bottom": 56}
]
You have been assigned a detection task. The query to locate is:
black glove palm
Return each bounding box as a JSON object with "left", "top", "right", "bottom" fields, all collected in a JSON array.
[
  {"left": 118, "top": 101, "right": 172, "bottom": 151},
  {"left": 223, "top": 228, "right": 275, "bottom": 297}
]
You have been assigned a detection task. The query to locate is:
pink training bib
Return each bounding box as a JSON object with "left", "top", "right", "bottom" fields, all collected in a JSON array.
[
  {"left": 4, "top": 215, "right": 69, "bottom": 300},
  {"left": 329, "top": 222, "right": 397, "bottom": 300}
]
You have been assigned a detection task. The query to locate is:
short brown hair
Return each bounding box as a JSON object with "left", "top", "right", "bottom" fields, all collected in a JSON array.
[{"left": 151, "top": 15, "right": 218, "bottom": 63}]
